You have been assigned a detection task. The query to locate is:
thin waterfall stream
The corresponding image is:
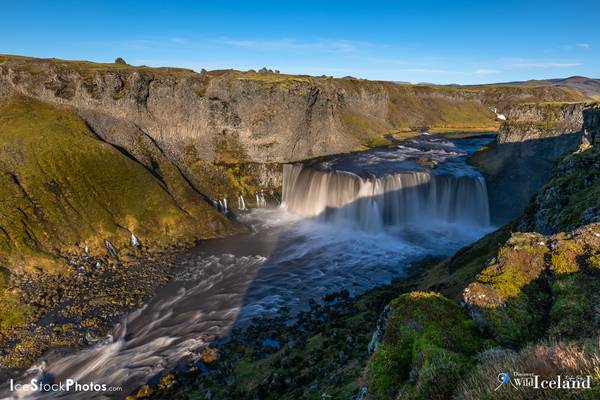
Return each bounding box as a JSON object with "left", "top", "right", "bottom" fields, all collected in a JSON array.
[{"left": 3, "top": 134, "right": 495, "bottom": 399}]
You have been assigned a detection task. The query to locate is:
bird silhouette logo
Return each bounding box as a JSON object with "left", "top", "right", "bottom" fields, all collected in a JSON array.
[{"left": 495, "top": 372, "right": 519, "bottom": 391}]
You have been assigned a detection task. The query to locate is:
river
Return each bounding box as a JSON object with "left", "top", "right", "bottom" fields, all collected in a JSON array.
[{"left": 3, "top": 134, "right": 495, "bottom": 399}]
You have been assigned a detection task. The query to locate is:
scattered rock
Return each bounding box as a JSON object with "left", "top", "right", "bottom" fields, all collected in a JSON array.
[
  {"left": 200, "top": 347, "right": 219, "bottom": 365},
  {"left": 104, "top": 240, "right": 118, "bottom": 257},
  {"left": 131, "top": 233, "right": 140, "bottom": 248}
]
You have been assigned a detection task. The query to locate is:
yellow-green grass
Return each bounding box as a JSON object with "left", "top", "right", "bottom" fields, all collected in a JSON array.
[
  {"left": 0, "top": 54, "right": 195, "bottom": 80},
  {"left": 368, "top": 291, "right": 486, "bottom": 399},
  {"left": 418, "top": 224, "right": 513, "bottom": 300}
]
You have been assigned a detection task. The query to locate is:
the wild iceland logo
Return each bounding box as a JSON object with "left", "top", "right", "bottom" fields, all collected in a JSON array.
[{"left": 495, "top": 371, "right": 593, "bottom": 391}]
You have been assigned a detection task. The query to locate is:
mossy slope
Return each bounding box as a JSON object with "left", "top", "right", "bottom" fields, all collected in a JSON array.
[
  {"left": 369, "top": 145, "right": 600, "bottom": 398},
  {"left": 368, "top": 291, "right": 486, "bottom": 400},
  {"left": 0, "top": 96, "right": 230, "bottom": 271}
]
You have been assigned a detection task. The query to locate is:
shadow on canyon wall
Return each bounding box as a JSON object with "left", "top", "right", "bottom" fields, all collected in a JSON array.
[{"left": 469, "top": 133, "right": 583, "bottom": 225}]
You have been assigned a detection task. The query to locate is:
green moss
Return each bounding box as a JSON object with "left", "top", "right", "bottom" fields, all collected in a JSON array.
[
  {"left": 588, "top": 254, "right": 600, "bottom": 269},
  {"left": 368, "top": 292, "right": 484, "bottom": 399},
  {"left": 0, "top": 290, "right": 35, "bottom": 329},
  {"left": 214, "top": 136, "right": 249, "bottom": 164},
  {"left": 478, "top": 240, "right": 547, "bottom": 299},
  {"left": 464, "top": 234, "right": 551, "bottom": 345},
  {"left": 548, "top": 275, "right": 588, "bottom": 338},
  {"left": 369, "top": 341, "right": 412, "bottom": 398},
  {"left": 547, "top": 235, "right": 600, "bottom": 339},
  {"left": 410, "top": 346, "right": 472, "bottom": 400},
  {"left": 484, "top": 296, "right": 546, "bottom": 345},
  {"left": 0, "top": 95, "right": 229, "bottom": 271},
  {"left": 550, "top": 241, "right": 583, "bottom": 275},
  {"left": 233, "top": 352, "right": 274, "bottom": 391},
  {"left": 419, "top": 224, "right": 513, "bottom": 300},
  {"left": 305, "top": 334, "right": 324, "bottom": 352},
  {"left": 339, "top": 112, "right": 389, "bottom": 150}
]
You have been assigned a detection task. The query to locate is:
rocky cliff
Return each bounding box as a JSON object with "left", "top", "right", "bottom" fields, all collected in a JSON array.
[
  {"left": 0, "top": 55, "right": 589, "bottom": 201},
  {"left": 517, "top": 104, "right": 600, "bottom": 234},
  {"left": 497, "top": 101, "right": 585, "bottom": 143},
  {"left": 471, "top": 102, "right": 592, "bottom": 224},
  {"left": 583, "top": 103, "right": 600, "bottom": 147},
  {"left": 0, "top": 96, "right": 236, "bottom": 272}
]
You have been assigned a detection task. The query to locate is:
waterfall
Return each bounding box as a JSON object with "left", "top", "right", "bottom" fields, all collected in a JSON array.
[
  {"left": 214, "top": 199, "right": 228, "bottom": 214},
  {"left": 281, "top": 164, "right": 490, "bottom": 231},
  {"left": 255, "top": 191, "right": 267, "bottom": 207},
  {"left": 238, "top": 195, "right": 247, "bottom": 211}
]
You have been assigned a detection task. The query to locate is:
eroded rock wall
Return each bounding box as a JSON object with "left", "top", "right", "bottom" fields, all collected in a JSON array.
[
  {"left": 497, "top": 102, "right": 584, "bottom": 143},
  {"left": 583, "top": 103, "right": 600, "bottom": 147}
]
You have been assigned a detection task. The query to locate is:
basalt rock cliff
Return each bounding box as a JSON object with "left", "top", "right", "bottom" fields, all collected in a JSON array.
[
  {"left": 471, "top": 102, "right": 594, "bottom": 224},
  {"left": 0, "top": 55, "right": 589, "bottom": 198},
  {"left": 497, "top": 102, "right": 585, "bottom": 143},
  {"left": 583, "top": 103, "right": 600, "bottom": 147}
]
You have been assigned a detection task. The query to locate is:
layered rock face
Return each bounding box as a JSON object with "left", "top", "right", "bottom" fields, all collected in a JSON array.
[
  {"left": 497, "top": 102, "right": 585, "bottom": 143},
  {"left": 471, "top": 102, "right": 592, "bottom": 224},
  {"left": 0, "top": 56, "right": 588, "bottom": 200},
  {"left": 518, "top": 110, "right": 600, "bottom": 235}
]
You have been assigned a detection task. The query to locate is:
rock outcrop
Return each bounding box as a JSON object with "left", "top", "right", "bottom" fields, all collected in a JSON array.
[
  {"left": 583, "top": 103, "right": 600, "bottom": 147},
  {"left": 470, "top": 102, "right": 600, "bottom": 224},
  {"left": 497, "top": 102, "right": 584, "bottom": 143}
]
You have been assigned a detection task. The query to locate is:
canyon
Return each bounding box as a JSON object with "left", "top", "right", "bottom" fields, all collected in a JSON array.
[{"left": 0, "top": 55, "right": 599, "bottom": 399}]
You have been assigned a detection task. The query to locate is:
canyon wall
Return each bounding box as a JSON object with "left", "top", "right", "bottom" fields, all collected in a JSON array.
[
  {"left": 0, "top": 55, "right": 595, "bottom": 267},
  {"left": 0, "top": 56, "right": 588, "bottom": 200},
  {"left": 583, "top": 103, "right": 600, "bottom": 147},
  {"left": 471, "top": 102, "right": 590, "bottom": 224},
  {"left": 517, "top": 103, "right": 600, "bottom": 234},
  {"left": 497, "top": 102, "right": 585, "bottom": 143}
]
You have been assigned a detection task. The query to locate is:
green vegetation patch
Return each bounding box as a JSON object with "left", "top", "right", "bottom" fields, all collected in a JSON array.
[
  {"left": 368, "top": 291, "right": 485, "bottom": 399},
  {"left": 419, "top": 223, "right": 513, "bottom": 300},
  {"left": 0, "top": 95, "right": 228, "bottom": 271},
  {"left": 547, "top": 226, "right": 600, "bottom": 339},
  {"left": 463, "top": 233, "right": 551, "bottom": 345},
  {"left": 182, "top": 139, "right": 279, "bottom": 205},
  {"left": 0, "top": 289, "right": 35, "bottom": 330}
]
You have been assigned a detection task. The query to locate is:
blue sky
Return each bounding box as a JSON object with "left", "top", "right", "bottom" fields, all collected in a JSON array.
[{"left": 1, "top": 0, "right": 598, "bottom": 84}]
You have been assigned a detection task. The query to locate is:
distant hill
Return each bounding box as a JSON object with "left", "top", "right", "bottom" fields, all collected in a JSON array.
[
  {"left": 545, "top": 76, "right": 600, "bottom": 98},
  {"left": 469, "top": 76, "right": 600, "bottom": 99}
]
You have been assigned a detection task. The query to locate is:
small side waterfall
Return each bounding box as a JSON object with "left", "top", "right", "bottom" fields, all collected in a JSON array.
[
  {"left": 238, "top": 195, "right": 247, "bottom": 211},
  {"left": 281, "top": 164, "right": 490, "bottom": 231},
  {"left": 255, "top": 191, "right": 267, "bottom": 207}
]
